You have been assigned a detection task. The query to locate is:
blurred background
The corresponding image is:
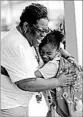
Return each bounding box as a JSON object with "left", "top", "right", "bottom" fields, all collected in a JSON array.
[
  {"left": 1, "top": 0, "right": 65, "bottom": 36},
  {"left": 1, "top": 1, "right": 82, "bottom": 116},
  {"left": 1, "top": 1, "right": 82, "bottom": 66}
]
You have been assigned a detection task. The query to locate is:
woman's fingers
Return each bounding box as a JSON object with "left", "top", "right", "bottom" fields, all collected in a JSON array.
[
  {"left": 66, "top": 77, "right": 74, "bottom": 85},
  {"left": 59, "top": 74, "right": 74, "bottom": 86}
]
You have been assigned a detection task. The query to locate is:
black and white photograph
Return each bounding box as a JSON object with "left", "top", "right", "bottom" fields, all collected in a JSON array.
[{"left": 1, "top": 1, "right": 83, "bottom": 117}]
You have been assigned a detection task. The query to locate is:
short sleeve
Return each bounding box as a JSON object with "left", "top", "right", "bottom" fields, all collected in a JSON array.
[
  {"left": 2, "top": 43, "right": 38, "bottom": 82},
  {"left": 39, "top": 60, "right": 59, "bottom": 79}
]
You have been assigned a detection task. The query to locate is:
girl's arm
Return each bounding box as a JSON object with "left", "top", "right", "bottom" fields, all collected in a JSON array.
[
  {"left": 35, "top": 70, "right": 44, "bottom": 78},
  {"left": 60, "top": 48, "right": 71, "bottom": 59},
  {"left": 35, "top": 59, "right": 59, "bottom": 79}
]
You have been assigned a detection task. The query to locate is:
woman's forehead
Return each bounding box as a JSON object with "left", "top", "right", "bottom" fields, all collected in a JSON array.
[{"left": 37, "top": 18, "right": 48, "bottom": 29}]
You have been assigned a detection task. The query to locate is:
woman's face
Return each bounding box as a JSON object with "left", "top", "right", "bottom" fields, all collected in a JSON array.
[
  {"left": 40, "top": 43, "right": 58, "bottom": 63},
  {"left": 23, "top": 18, "right": 49, "bottom": 46},
  {"left": 33, "top": 18, "right": 49, "bottom": 43}
]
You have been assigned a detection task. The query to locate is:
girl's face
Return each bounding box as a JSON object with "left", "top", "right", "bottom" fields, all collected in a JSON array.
[{"left": 40, "top": 43, "right": 58, "bottom": 63}]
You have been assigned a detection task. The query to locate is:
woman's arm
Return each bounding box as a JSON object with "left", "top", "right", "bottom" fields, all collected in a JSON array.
[{"left": 15, "top": 74, "right": 73, "bottom": 92}]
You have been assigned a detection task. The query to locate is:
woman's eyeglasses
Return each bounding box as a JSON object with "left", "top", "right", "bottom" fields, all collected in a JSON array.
[{"left": 33, "top": 25, "right": 51, "bottom": 35}]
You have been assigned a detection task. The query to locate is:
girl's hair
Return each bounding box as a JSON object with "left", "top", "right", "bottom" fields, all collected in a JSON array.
[{"left": 39, "top": 30, "right": 64, "bottom": 52}]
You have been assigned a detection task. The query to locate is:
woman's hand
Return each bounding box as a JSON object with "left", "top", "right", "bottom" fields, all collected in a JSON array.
[{"left": 58, "top": 74, "right": 74, "bottom": 87}]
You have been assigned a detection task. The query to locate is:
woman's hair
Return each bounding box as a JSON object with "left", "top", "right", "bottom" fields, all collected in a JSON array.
[
  {"left": 39, "top": 30, "right": 64, "bottom": 52},
  {"left": 19, "top": 3, "right": 48, "bottom": 27}
]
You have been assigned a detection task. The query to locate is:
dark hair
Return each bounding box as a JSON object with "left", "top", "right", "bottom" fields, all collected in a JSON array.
[
  {"left": 20, "top": 3, "right": 48, "bottom": 27},
  {"left": 39, "top": 30, "right": 64, "bottom": 52}
]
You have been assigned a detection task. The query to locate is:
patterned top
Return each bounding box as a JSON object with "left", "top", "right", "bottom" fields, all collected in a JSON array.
[{"left": 55, "top": 56, "right": 83, "bottom": 104}]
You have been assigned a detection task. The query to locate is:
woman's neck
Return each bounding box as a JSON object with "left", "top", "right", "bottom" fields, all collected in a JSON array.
[{"left": 16, "top": 25, "right": 33, "bottom": 46}]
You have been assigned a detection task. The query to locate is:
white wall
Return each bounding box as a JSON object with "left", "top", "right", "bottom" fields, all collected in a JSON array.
[{"left": 74, "top": 1, "right": 82, "bottom": 66}]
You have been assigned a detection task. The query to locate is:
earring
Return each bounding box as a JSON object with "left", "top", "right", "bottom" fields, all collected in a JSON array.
[{"left": 24, "top": 28, "right": 26, "bottom": 33}]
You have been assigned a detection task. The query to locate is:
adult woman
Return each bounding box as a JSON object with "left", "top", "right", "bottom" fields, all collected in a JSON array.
[{"left": 1, "top": 3, "right": 73, "bottom": 117}]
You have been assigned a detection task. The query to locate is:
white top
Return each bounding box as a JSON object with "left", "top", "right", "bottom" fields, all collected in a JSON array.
[
  {"left": 1, "top": 27, "right": 38, "bottom": 109},
  {"left": 39, "top": 54, "right": 60, "bottom": 79}
]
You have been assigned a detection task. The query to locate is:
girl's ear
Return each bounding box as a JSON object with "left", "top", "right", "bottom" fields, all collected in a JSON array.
[{"left": 23, "top": 22, "right": 29, "bottom": 33}]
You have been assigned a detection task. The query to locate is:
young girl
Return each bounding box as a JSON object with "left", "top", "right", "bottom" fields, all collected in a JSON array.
[{"left": 35, "top": 30, "right": 82, "bottom": 117}]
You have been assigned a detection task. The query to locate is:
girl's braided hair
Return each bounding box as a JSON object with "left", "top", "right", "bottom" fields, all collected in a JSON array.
[{"left": 39, "top": 30, "right": 64, "bottom": 53}]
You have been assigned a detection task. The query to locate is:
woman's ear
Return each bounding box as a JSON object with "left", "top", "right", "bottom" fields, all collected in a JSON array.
[{"left": 23, "top": 22, "right": 29, "bottom": 33}]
